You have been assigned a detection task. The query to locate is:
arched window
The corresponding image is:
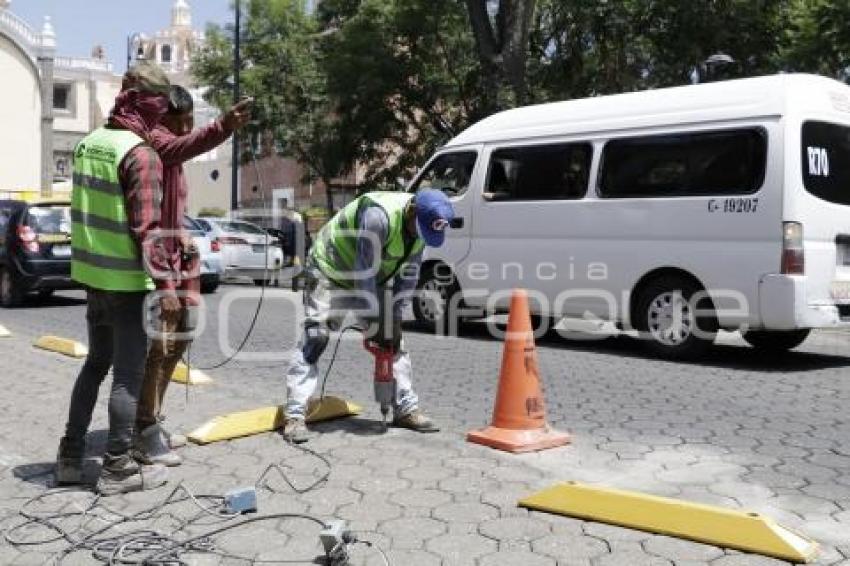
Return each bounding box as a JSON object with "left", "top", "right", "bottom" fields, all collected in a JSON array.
[{"left": 161, "top": 44, "right": 172, "bottom": 63}]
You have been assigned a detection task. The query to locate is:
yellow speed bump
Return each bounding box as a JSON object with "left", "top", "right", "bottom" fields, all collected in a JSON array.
[
  {"left": 519, "top": 482, "right": 818, "bottom": 563},
  {"left": 188, "top": 397, "right": 362, "bottom": 445},
  {"left": 0, "top": 325, "right": 10, "bottom": 338},
  {"left": 171, "top": 362, "right": 213, "bottom": 385},
  {"left": 34, "top": 335, "right": 88, "bottom": 358}
]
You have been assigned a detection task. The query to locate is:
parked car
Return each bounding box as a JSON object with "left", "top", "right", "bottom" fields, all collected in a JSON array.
[
  {"left": 184, "top": 216, "right": 223, "bottom": 294},
  {"left": 195, "top": 217, "right": 283, "bottom": 285},
  {"left": 0, "top": 200, "right": 79, "bottom": 307}
]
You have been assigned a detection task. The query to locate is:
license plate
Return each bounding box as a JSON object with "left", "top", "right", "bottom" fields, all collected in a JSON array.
[
  {"left": 252, "top": 244, "right": 266, "bottom": 253},
  {"left": 831, "top": 281, "right": 850, "bottom": 301},
  {"left": 52, "top": 245, "right": 71, "bottom": 258}
]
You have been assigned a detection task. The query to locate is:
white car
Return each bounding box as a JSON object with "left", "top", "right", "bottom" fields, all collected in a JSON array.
[
  {"left": 195, "top": 217, "right": 283, "bottom": 285},
  {"left": 184, "top": 216, "right": 223, "bottom": 294}
]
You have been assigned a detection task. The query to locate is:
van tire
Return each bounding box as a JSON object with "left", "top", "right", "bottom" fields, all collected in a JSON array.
[
  {"left": 0, "top": 268, "right": 25, "bottom": 308},
  {"left": 634, "top": 275, "right": 717, "bottom": 360},
  {"left": 413, "top": 264, "right": 460, "bottom": 334},
  {"left": 742, "top": 329, "right": 810, "bottom": 352}
]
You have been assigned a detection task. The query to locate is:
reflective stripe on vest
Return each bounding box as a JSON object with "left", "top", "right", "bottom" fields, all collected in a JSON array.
[
  {"left": 71, "top": 127, "right": 154, "bottom": 291},
  {"left": 310, "top": 192, "right": 424, "bottom": 288}
]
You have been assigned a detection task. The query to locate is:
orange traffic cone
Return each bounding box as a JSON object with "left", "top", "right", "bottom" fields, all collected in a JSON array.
[{"left": 467, "top": 289, "right": 571, "bottom": 453}]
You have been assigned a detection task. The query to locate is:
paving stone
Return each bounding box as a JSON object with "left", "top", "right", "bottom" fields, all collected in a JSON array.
[
  {"left": 2, "top": 290, "right": 850, "bottom": 565},
  {"left": 532, "top": 533, "right": 609, "bottom": 560},
  {"left": 378, "top": 516, "right": 446, "bottom": 542},
  {"left": 433, "top": 501, "right": 499, "bottom": 523},
  {"left": 389, "top": 488, "right": 452, "bottom": 508},
  {"left": 426, "top": 533, "right": 496, "bottom": 563},
  {"left": 479, "top": 516, "right": 551, "bottom": 542},
  {"left": 480, "top": 550, "right": 556, "bottom": 565},
  {"left": 643, "top": 536, "right": 724, "bottom": 562},
  {"left": 593, "top": 550, "right": 673, "bottom": 566},
  {"left": 583, "top": 522, "right": 651, "bottom": 542},
  {"left": 710, "top": 555, "right": 792, "bottom": 565}
]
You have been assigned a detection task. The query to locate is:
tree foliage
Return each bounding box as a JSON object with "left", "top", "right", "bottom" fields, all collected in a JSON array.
[{"left": 192, "top": 0, "right": 850, "bottom": 194}]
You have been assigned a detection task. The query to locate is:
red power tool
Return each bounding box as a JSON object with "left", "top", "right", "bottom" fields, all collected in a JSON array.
[{"left": 364, "top": 339, "right": 396, "bottom": 428}]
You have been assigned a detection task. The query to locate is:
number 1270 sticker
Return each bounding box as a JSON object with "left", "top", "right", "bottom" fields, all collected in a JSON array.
[{"left": 708, "top": 198, "right": 759, "bottom": 213}]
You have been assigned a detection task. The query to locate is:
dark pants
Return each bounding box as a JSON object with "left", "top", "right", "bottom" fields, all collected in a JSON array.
[{"left": 63, "top": 290, "right": 148, "bottom": 455}]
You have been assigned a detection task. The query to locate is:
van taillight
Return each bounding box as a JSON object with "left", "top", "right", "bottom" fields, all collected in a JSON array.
[
  {"left": 781, "top": 222, "right": 804, "bottom": 275},
  {"left": 211, "top": 239, "right": 221, "bottom": 252},
  {"left": 17, "top": 225, "right": 39, "bottom": 254}
]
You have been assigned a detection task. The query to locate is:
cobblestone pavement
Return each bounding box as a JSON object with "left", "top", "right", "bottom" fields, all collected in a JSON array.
[{"left": 0, "top": 285, "right": 848, "bottom": 565}]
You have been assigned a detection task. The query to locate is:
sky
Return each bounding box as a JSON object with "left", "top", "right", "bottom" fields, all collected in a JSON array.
[{"left": 10, "top": 0, "right": 232, "bottom": 69}]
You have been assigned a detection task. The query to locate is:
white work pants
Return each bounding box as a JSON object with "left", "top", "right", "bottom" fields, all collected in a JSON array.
[{"left": 284, "top": 274, "right": 419, "bottom": 419}]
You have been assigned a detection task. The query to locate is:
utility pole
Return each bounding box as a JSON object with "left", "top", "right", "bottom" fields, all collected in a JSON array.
[{"left": 231, "top": 0, "right": 242, "bottom": 212}]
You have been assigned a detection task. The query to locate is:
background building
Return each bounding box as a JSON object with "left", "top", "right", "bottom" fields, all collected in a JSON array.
[{"left": 0, "top": 0, "right": 54, "bottom": 197}]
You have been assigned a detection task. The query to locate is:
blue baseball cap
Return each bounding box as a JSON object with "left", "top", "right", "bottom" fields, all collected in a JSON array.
[{"left": 414, "top": 189, "right": 455, "bottom": 248}]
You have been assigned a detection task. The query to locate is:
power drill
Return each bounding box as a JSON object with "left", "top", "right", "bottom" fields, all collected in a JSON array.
[{"left": 364, "top": 339, "right": 395, "bottom": 428}]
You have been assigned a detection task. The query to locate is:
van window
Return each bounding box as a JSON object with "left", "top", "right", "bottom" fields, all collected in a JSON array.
[
  {"left": 485, "top": 143, "right": 591, "bottom": 201},
  {"left": 599, "top": 128, "right": 766, "bottom": 198},
  {"left": 801, "top": 121, "right": 850, "bottom": 206},
  {"left": 411, "top": 151, "right": 477, "bottom": 196}
]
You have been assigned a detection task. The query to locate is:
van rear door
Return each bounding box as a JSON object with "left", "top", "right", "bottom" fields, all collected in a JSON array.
[{"left": 795, "top": 120, "right": 850, "bottom": 310}]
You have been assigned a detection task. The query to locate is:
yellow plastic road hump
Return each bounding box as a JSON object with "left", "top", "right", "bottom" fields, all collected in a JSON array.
[
  {"left": 34, "top": 335, "right": 88, "bottom": 358},
  {"left": 0, "top": 325, "right": 10, "bottom": 338},
  {"left": 188, "top": 396, "right": 363, "bottom": 444},
  {"left": 171, "top": 362, "right": 213, "bottom": 385},
  {"left": 189, "top": 406, "right": 284, "bottom": 445},
  {"left": 519, "top": 482, "right": 819, "bottom": 563},
  {"left": 305, "top": 396, "right": 362, "bottom": 423}
]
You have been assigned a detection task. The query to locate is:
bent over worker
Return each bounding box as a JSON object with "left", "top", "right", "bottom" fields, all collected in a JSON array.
[{"left": 282, "top": 189, "right": 455, "bottom": 443}]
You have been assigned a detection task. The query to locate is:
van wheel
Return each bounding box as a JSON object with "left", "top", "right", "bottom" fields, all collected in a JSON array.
[
  {"left": 0, "top": 268, "right": 25, "bottom": 308},
  {"left": 634, "top": 275, "right": 717, "bottom": 360},
  {"left": 742, "top": 329, "right": 810, "bottom": 353},
  {"left": 413, "top": 264, "right": 460, "bottom": 334}
]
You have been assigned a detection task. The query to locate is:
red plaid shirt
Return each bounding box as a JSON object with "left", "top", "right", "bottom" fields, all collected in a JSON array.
[{"left": 120, "top": 120, "right": 231, "bottom": 296}]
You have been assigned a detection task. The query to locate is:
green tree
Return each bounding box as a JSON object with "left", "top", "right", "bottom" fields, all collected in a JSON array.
[
  {"left": 782, "top": 0, "right": 850, "bottom": 79},
  {"left": 193, "top": 0, "right": 341, "bottom": 209}
]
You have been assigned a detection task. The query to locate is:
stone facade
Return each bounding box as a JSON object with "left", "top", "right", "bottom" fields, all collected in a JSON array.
[{"left": 0, "top": 2, "right": 53, "bottom": 195}]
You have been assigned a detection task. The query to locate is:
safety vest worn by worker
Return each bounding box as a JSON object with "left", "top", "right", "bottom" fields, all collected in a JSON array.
[
  {"left": 311, "top": 192, "right": 425, "bottom": 288},
  {"left": 71, "top": 127, "right": 154, "bottom": 291}
]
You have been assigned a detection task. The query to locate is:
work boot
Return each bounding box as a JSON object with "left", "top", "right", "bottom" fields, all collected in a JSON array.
[
  {"left": 55, "top": 437, "right": 85, "bottom": 485},
  {"left": 158, "top": 419, "right": 187, "bottom": 449},
  {"left": 282, "top": 417, "right": 310, "bottom": 444},
  {"left": 97, "top": 453, "right": 168, "bottom": 496},
  {"left": 165, "top": 430, "right": 188, "bottom": 449},
  {"left": 133, "top": 424, "right": 182, "bottom": 467},
  {"left": 392, "top": 410, "right": 440, "bottom": 433}
]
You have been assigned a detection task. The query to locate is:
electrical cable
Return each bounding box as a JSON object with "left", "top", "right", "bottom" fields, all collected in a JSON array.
[
  {"left": 3, "top": 446, "right": 346, "bottom": 566},
  {"left": 182, "top": 123, "right": 271, "bottom": 373}
]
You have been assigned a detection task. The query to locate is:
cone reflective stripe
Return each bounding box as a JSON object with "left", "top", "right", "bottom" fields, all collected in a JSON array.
[
  {"left": 520, "top": 482, "right": 819, "bottom": 563},
  {"left": 467, "top": 289, "right": 570, "bottom": 453}
]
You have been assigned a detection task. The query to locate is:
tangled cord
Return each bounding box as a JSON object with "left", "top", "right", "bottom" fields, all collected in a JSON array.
[{"left": 3, "top": 443, "right": 390, "bottom": 565}]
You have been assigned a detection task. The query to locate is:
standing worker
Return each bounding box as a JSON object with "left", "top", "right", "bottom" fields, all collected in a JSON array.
[
  {"left": 54, "top": 64, "right": 173, "bottom": 495},
  {"left": 282, "top": 189, "right": 456, "bottom": 443},
  {"left": 133, "top": 85, "right": 252, "bottom": 467}
]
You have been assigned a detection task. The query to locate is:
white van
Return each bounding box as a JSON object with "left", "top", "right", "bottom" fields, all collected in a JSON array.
[{"left": 408, "top": 73, "right": 850, "bottom": 359}]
